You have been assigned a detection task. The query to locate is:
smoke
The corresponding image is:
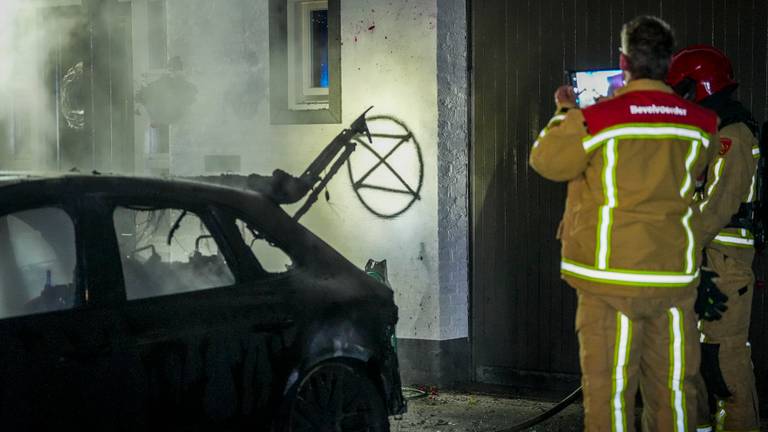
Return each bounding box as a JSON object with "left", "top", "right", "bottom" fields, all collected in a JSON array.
[{"left": 0, "top": 1, "right": 81, "bottom": 171}]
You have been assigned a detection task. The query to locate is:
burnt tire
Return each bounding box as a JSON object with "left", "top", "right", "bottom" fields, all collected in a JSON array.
[{"left": 278, "top": 360, "right": 389, "bottom": 432}]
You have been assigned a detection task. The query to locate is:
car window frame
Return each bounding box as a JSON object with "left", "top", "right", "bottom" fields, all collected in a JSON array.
[
  {"left": 0, "top": 198, "right": 87, "bottom": 316},
  {"left": 212, "top": 205, "right": 301, "bottom": 283},
  {"left": 105, "top": 198, "right": 246, "bottom": 300}
]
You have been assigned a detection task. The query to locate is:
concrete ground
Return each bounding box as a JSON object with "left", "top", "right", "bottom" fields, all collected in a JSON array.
[
  {"left": 389, "top": 391, "right": 768, "bottom": 432},
  {"left": 389, "top": 391, "right": 583, "bottom": 432}
]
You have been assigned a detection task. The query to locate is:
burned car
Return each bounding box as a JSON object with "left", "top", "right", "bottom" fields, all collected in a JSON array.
[{"left": 0, "top": 173, "right": 405, "bottom": 431}]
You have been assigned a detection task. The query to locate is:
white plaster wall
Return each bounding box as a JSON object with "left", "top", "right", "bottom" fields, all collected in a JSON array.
[{"left": 149, "top": 0, "right": 440, "bottom": 339}]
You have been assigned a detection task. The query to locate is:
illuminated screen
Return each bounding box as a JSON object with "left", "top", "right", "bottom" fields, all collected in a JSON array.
[{"left": 570, "top": 69, "right": 625, "bottom": 108}]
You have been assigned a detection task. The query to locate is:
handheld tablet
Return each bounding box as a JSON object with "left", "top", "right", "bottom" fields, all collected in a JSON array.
[{"left": 568, "top": 69, "right": 625, "bottom": 108}]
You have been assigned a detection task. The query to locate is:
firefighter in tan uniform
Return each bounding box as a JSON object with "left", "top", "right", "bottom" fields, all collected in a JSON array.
[
  {"left": 530, "top": 16, "right": 721, "bottom": 431},
  {"left": 667, "top": 45, "right": 761, "bottom": 432}
]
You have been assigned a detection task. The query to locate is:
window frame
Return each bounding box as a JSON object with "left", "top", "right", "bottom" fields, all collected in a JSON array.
[
  {"left": 146, "top": 0, "right": 168, "bottom": 71},
  {"left": 212, "top": 206, "right": 300, "bottom": 282},
  {"left": 269, "top": 0, "right": 341, "bottom": 124},
  {"left": 0, "top": 201, "right": 85, "bottom": 318},
  {"left": 287, "top": 1, "right": 329, "bottom": 108},
  {"left": 107, "top": 200, "right": 245, "bottom": 300}
]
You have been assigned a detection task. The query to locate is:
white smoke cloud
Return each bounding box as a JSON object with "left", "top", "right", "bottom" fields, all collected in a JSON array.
[{"left": 0, "top": 0, "right": 82, "bottom": 171}]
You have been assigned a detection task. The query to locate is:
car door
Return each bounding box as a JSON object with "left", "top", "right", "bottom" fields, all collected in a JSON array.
[
  {"left": 0, "top": 196, "right": 141, "bottom": 430},
  {"left": 108, "top": 199, "right": 294, "bottom": 428}
]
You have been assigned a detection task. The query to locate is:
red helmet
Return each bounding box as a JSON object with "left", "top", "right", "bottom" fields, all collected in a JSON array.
[{"left": 667, "top": 45, "right": 738, "bottom": 102}]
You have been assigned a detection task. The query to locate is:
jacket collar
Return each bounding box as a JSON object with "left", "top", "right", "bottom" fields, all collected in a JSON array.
[{"left": 615, "top": 78, "right": 674, "bottom": 96}]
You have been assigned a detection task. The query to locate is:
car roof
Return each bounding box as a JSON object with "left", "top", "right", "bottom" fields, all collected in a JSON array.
[
  {"left": 0, "top": 172, "right": 282, "bottom": 215},
  {"left": 0, "top": 172, "right": 360, "bottom": 278},
  {"left": 0, "top": 172, "right": 255, "bottom": 196}
]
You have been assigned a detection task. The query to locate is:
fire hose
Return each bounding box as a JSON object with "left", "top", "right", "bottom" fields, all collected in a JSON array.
[
  {"left": 495, "top": 386, "right": 582, "bottom": 432},
  {"left": 400, "top": 386, "right": 582, "bottom": 431}
]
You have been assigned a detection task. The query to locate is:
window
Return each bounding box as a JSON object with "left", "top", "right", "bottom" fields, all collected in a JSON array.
[
  {"left": 310, "top": 9, "right": 329, "bottom": 89},
  {"left": 0, "top": 208, "right": 77, "bottom": 319},
  {"left": 236, "top": 219, "right": 293, "bottom": 274},
  {"left": 114, "top": 206, "right": 235, "bottom": 300},
  {"left": 147, "top": 0, "right": 168, "bottom": 70},
  {"left": 287, "top": 1, "right": 329, "bottom": 108},
  {"left": 269, "top": 0, "right": 341, "bottom": 124}
]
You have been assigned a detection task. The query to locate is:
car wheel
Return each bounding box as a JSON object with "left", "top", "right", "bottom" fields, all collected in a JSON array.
[{"left": 279, "top": 360, "right": 389, "bottom": 432}]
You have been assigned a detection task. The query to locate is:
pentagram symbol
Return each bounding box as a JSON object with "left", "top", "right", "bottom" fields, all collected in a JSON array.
[{"left": 347, "top": 116, "right": 424, "bottom": 219}]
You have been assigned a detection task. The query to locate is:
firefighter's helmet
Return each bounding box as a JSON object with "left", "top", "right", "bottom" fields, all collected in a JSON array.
[{"left": 667, "top": 44, "right": 738, "bottom": 102}]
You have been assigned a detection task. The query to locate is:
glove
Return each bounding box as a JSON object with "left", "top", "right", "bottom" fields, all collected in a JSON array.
[{"left": 695, "top": 268, "right": 729, "bottom": 321}]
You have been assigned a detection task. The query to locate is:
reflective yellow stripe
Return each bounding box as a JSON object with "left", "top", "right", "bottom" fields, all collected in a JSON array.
[
  {"left": 611, "top": 312, "right": 632, "bottom": 432},
  {"left": 583, "top": 124, "right": 711, "bottom": 153},
  {"left": 752, "top": 146, "right": 760, "bottom": 158},
  {"left": 668, "top": 307, "right": 687, "bottom": 432},
  {"left": 713, "top": 233, "right": 754, "bottom": 247},
  {"left": 747, "top": 172, "right": 757, "bottom": 202},
  {"left": 561, "top": 260, "right": 699, "bottom": 287},
  {"left": 682, "top": 208, "right": 695, "bottom": 273},
  {"left": 700, "top": 157, "right": 725, "bottom": 212},
  {"left": 680, "top": 140, "right": 701, "bottom": 198},
  {"left": 533, "top": 115, "right": 568, "bottom": 148},
  {"left": 715, "top": 400, "right": 726, "bottom": 431},
  {"left": 696, "top": 426, "right": 712, "bottom": 432},
  {"left": 548, "top": 114, "right": 566, "bottom": 125},
  {"left": 597, "top": 139, "right": 618, "bottom": 269}
]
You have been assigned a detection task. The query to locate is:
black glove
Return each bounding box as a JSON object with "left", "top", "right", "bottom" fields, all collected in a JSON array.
[{"left": 695, "top": 268, "right": 729, "bottom": 321}]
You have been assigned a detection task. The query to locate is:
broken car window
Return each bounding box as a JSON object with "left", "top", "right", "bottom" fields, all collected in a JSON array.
[
  {"left": 114, "top": 206, "right": 235, "bottom": 300},
  {"left": 0, "top": 207, "right": 77, "bottom": 319},
  {"left": 236, "top": 219, "right": 294, "bottom": 274}
]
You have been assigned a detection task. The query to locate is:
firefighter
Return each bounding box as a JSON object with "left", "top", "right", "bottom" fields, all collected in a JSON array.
[
  {"left": 530, "top": 16, "right": 721, "bottom": 431},
  {"left": 667, "top": 45, "right": 761, "bottom": 432}
]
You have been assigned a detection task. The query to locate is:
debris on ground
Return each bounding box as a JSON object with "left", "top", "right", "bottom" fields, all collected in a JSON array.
[
  {"left": 392, "top": 391, "right": 768, "bottom": 432},
  {"left": 390, "top": 391, "right": 583, "bottom": 431}
]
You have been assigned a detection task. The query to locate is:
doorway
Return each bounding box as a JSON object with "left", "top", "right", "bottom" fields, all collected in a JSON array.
[{"left": 0, "top": 2, "right": 134, "bottom": 173}]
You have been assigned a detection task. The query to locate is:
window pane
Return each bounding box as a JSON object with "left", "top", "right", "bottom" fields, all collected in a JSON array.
[
  {"left": 236, "top": 219, "right": 293, "bottom": 274},
  {"left": 311, "top": 9, "right": 329, "bottom": 88},
  {"left": 0, "top": 208, "right": 76, "bottom": 318},
  {"left": 147, "top": 0, "right": 168, "bottom": 69},
  {"left": 114, "top": 207, "right": 235, "bottom": 300}
]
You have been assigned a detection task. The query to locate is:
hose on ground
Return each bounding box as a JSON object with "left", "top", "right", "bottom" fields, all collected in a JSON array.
[
  {"left": 496, "top": 386, "right": 583, "bottom": 432},
  {"left": 401, "top": 386, "right": 429, "bottom": 400},
  {"left": 400, "top": 385, "right": 582, "bottom": 430}
]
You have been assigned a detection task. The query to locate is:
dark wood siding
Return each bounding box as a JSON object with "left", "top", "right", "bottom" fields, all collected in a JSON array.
[{"left": 471, "top": 0, "right": 768, "bottom": 404}]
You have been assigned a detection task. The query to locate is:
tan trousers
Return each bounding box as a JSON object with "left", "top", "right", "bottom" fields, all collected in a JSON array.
[
  {"left": 694, "top": 248, "right": 760, "bottom": 432},
  {"left": 576, "top": 289, "right": 700, "bottom": 432}
]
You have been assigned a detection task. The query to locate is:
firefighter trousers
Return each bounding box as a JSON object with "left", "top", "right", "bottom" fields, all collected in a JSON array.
[
  {"left": 576, "top": 289, "right": 700, "bottom": 432},
  {"left": 694, "top": 247, "right": 760, "bottom": 432}
]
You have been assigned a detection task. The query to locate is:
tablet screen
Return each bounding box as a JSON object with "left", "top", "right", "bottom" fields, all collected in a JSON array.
[{"left": 569, "top": 69, "right": 625, "bottom": 108}]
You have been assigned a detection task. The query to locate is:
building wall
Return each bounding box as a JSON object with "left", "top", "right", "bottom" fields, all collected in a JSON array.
[
  {"left": 437, "top": 0, "right": 469, "bottom": 342},
  {"left": 129, "top": 0, "right": 470, "bottom": 352}
]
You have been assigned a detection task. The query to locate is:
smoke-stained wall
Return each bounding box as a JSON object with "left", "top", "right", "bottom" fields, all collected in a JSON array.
[
  {"left": 0, "top": 1, "right": 82, "bottom": 170},
  {"left": 0, "top": 0, "right": 135, "bottom": 173},
  {"left": 129, "top": 0, "right": 456, "bottom": 343}
]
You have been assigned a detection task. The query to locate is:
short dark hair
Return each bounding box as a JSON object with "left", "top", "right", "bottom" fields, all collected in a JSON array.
[{"left": 621, "top": 16, "right": 676, "bottom": 80}]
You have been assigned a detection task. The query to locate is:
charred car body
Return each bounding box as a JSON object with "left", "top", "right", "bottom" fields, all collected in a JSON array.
[{"left": 0, "top": 171, "right": 405, "bottom": 430}]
